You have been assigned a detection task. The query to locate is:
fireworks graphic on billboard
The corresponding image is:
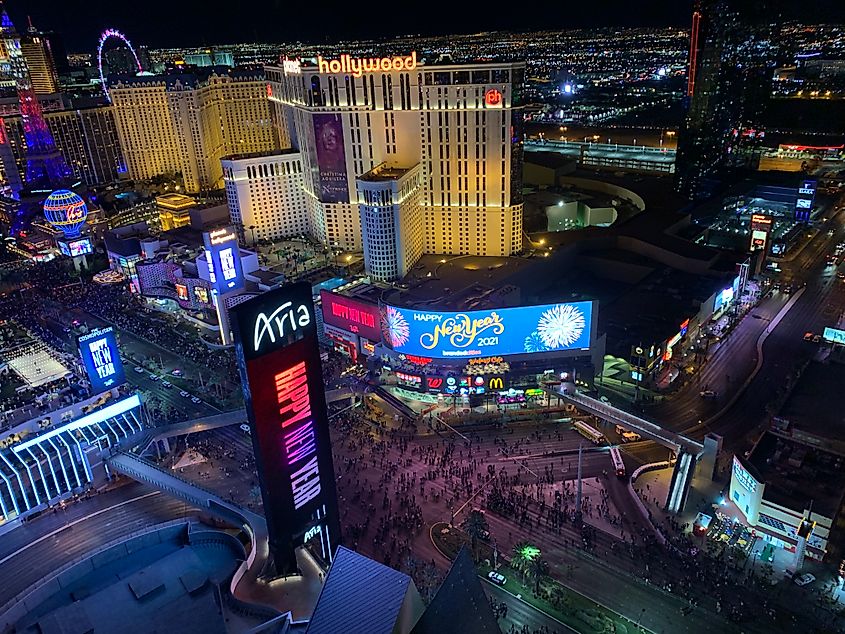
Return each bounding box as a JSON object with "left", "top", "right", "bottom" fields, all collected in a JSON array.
[
  {"left": 536, "top": 304, "right": 586, "bottom": 348},
  {"left": 381, "top": 306, "right": 410, "bottom": 348},
  {"left": 523, "top": 331, "right": 548, "bottom": 353}
]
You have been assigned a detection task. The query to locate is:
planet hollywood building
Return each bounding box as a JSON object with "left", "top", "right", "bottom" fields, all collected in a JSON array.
[{"left": 261, "top": 53, "right": 526, "bottom": 281}]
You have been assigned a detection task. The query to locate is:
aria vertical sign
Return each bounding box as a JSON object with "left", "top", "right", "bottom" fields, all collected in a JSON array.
[{"left": 230, "top": 283, "right": 341, "bottom": 575}]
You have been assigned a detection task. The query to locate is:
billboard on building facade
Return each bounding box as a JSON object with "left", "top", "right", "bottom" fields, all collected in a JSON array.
[
  {"left": 320, "top": 290, "right": 381, "bottom": 341},
  {"left": 203, "top": 226, "right": 244, "bottom": 293},
  {"left": 230, "top": 283, "right": 341, "bottom": 574},
  {"left": 313, "top": 113, "right": 349, "bottom": 203},
  {"left": 380, "top": 301, "right": 594, "bottom": 358},
  {"left": 78, "top": 327, "right": 125, "bottom": 394}
]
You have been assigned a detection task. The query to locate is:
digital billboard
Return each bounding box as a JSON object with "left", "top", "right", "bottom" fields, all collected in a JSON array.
[
  {"left": 78, "top": 327, "right": 125, "bottom": 394},
  {"left": 320, "top": 290, "right": 381, "bottom": 341},
  {"left": 749, "top": 214, "right": 772, "bottom": 253},
  {"left": 823, "top": 327, "right": 845, "bottom": 345},
  {"left": 58, "top": 237, "right": 93, "bottom": 257},
  {"left": 795, "top": 180, "right": 816, "bottom": 223},
  {"left": 380, "top": 301, "right": 594, "bottom": 358},
  {"left": 203, "top": 226, "right": 244, "bottom": 293},
  {"left": 313, "top": 113, "right": 349, "bottom": 203},
  {"left": 230, "top": 283, "right": 341, "bottom": 574}
]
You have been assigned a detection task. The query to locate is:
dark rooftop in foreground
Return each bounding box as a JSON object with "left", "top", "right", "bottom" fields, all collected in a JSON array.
[
  {"left": 306, "top": 546, "right": 423, "bottom": 634},
  {"left": 746, "top": 431, "right": 845, "bottom": 519},
  {"left": 412, "top": 547, "right": 500, "bottom": 634},
  {"left": 779, "top": 359, "right": 845, "bottom": 455}
]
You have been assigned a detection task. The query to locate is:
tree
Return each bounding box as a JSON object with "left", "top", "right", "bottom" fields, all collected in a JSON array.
[
  {"left": 528, "top": 556, "right": 549, "bottom": 595},
  {"left": 462, "top": 509, "right": 490, "bottom": 562},
  {"left": 511, "top": 541, "right": 541, "bottom": 585}
]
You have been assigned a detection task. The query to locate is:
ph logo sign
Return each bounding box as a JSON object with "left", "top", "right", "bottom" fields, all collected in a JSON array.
[{"left": 485, "top": 89, "right": 503, "bottom": 108}]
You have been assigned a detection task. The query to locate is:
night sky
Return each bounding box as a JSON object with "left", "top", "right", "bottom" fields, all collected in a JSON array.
[{"left": 8, "top": 0, "right": 845, "bottom": 52}]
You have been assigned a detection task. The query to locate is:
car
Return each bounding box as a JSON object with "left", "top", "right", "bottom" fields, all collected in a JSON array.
[
  {"left": 804, "top": 332, "right": 814, "bottom": 341},
  {"left": 191, "top": 396, "right": 201, "bottom": 404},
  {"left": 487, "top": 571, "right": 506, "bottom": 585},
  {"left": 599, "top": 395, "right": 610, "bottom": 404},
  {"left": 699, "top": 390, "right": 716, "bottom": 399},
  {"left": 161, "top": 380, "right": 172, "bottom": 388},
  {"left": 812, "top": 334, "right": 821, "bottom": 343},
  {"left": 478, "top": 529, "right": 491, "bottom": 542},
  {"left": 171, "top": 369, "right": 183, "bottom": 377},
  {"left": 239, "top": 423, "right": 251, "bottom": 434},
  {"left": 133, "top": 366, "right": 144, "bottom": 374},
  {"left": 621, "top": 431, "right": 641, "bottom": 443},
  {"left": 179, "top": 391, "right": 189, "bottom": 397},
  {"left": 148, "top": 374, "right": 159, "bottom": 381},
  {"left": 793, "top": 573, "right": 815, "bottom": 586}
]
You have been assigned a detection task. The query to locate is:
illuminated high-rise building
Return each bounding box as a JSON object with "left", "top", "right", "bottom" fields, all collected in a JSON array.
[
  {"left": 261, "top": 54, "right": 525, "bottom": 281},
  {"left": 1, "top": 105, "right": 126, "bottom": 186},
  {"left": 675, "top": 0, "right": 778, "bottom": 199},
  {"left": 109, "top": 68, "right": 278, "bottom": 193},
  {"left": 0, "top": 3, "right": 70, "bottom": 190},
  {"left": 20, "top": 19, "right": 59, "bottom": 95}
]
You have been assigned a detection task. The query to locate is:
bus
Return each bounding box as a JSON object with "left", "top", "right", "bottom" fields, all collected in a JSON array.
[
  {"left": 609, "top": 446, "right": 626, "bottom": 477},
  {"left": 573, "top": 420, "right": 606, "bottom": 445}
]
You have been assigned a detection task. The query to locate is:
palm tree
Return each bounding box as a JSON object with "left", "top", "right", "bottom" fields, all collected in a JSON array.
[
  {"left": 462, "top": 509, "right": 490, "bottom": 562},
  {"left": 511, "top": 541, "right": 541, "bottom": 585},
  {"left": 528, "top": 556, "right": 549, "bottom": 595}
]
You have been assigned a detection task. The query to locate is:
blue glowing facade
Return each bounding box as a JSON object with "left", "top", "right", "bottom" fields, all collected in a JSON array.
[{"left": 0, "top": 6, "right": 71, "bottom": 190}]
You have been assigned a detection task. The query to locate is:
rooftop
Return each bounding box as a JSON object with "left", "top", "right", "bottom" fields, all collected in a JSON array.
[
  {"left": 306, "top": 546, "right": 422, "bottom": 634},
  {"left": 220, "top": 148, "right": 301, "bottom": 163},
  {"left": 778, "top": 359, "right": 845, "bottom": 455},
  {"left": 381, "top": 254, "right": 532, "bottom": 311},
  {"left": 357, "top": 164, "right": 415, "bottom": 182},
  {"left": 747, "top": 432, "right": 845, "bottom": 519}
]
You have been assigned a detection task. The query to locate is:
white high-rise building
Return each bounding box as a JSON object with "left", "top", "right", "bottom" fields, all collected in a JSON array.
[
  {"left": 260, "top": 53, "right": 524, "bottom": 279},
  {"left": 357, "top": 163, "right": 422, "bottom": 281},
  {"left": 110, "top": 68, "right": 277, "bottom": 193},
  {"left": 221, "top": 150, "right": 309, "bottom": 244}
]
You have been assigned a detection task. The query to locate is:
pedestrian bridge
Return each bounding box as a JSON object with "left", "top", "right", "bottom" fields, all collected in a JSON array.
[
  {"left": 551, "top": 387, "right": 703, "bottom": 514},
  {"left": 117, "top": 387, "right": 356, "bottom": 454},
  {"left": 555, "top": 389, "right": 703, "bottom": 455}
]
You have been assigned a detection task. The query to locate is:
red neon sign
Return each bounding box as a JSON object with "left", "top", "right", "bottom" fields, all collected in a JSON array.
[
  {"left": 403, "top": 354, "right": 433, "bottom": 366},
  {"left": 485, "top": 88, "right": 503, "bottom": 107},
  {"left": 274, "top": 361, "right": 322, "bottom": 509},
  {"left": 320, "top": 290, "right": 381, "bottom": 341}
]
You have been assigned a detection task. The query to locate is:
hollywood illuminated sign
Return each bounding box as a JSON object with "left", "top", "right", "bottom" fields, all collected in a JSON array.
[
  {"left": 381, "top": 302, "right": 594, "bottom": 358},
  {"left": 231, "top": 283, "right": 341, "bottom": 575},
  {"left": 317, "top": 52, "right": 418, "bottom": 77}
]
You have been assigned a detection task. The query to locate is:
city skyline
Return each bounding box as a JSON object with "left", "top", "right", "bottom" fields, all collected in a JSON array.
[{"left": 11, "top": 0, "right": 845, "bottom": 52}]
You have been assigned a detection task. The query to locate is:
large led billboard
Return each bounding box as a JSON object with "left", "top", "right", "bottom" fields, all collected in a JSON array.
[
  {"left": 381, "top": 301, "right": 594, "bottom": 358},
  {"left": 230, "top": 283, "right": 341, "bottom": 574},
  {"left": 823, "top": 327, "right": 845, "bottom": 345},
  {"left": 313, "top": 113, "right": 349, "bottom": 203},
  {"left": 78, "top": 327, "right": 125, "bottom": 394},
  {"left": 320, "top": 290, "right": 381, "bottom": 341},
  {"left": 203, "top": 226, "right": 244, "bottom": 293},
  {"left": 58, "top": 237, "right": 93, "bottom": 257}
]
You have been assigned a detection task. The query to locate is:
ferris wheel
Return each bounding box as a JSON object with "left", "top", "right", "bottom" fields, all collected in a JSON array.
[{"left": 97, "top": 28, "right": 143, "bottom": 102}]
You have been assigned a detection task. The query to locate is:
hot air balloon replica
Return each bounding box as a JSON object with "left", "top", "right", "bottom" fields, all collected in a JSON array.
[{"left": 43, "top": 189, "right": 92, "bottom": 268}]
